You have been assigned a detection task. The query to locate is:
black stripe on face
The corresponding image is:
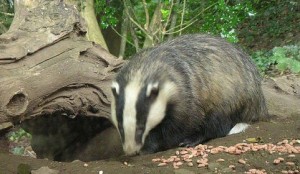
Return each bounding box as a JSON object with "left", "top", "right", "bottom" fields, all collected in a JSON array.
[
  {"left": 113, "top": 85, "right": 125, "bottom": 143},
  {"left": 135, "top": 84, "right": 159, "bottom": 145}
]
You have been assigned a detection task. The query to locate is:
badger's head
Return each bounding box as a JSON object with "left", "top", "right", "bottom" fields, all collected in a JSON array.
[{"left": 110, "top": 76, "right": 176, "bottom": 155}]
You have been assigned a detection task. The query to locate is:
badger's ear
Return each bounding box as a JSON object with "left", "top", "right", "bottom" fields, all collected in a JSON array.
[
  {"left": 111, "top": 81, "right": 120, "bottom": 96},
  {"left": 146, "top": 82, "right": 159, "bottom": 97}
]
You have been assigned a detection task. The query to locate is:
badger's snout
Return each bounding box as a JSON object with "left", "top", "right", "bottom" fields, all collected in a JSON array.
[{"left": 122, "top": 142, "right": 142, "bottom": 156}]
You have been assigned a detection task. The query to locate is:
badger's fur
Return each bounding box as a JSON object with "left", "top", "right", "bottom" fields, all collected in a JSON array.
[{"left": 110, "top": 34, "right": 268, "bottom": 155}]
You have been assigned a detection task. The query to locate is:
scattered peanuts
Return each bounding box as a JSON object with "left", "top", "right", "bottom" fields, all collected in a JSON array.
[
  {"left": 245, "top": 169, "right": 267, "bottom": 174},
  {"left": 151, "top": 139, "right": 300, "bottom": 171}
]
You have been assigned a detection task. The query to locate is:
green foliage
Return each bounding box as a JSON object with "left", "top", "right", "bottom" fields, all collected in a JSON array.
[
  {"left": 7, "top": 128, "right": 31, "bottom": 142},
  {"left": 239, "top": 0, "right": 299, "bottom": 51},
  {"left": 95, "top": 0, "right": 255, "bottom": 44},
  {"left": 7, "top": 128, "right": 31, "bottom": 155},
  {"left": 252, "top": 45, "right": 300, "bottom": 75},
  {"left": 0, "top": 0, "right": 14, "bottom": 34},
  {"left": 94, "top": 0, "right": 119, "bottom": 29},
  {"left": 11, "top": 146, "right": 25, "bottom": 155},
  {"left": 185, "top": 0, "right": 255, "bottom": 43},
  {"left": 203, "top": 1, "right": 255, "bottom": 43}
]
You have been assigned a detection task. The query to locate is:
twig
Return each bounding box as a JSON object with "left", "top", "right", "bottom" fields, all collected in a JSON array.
[
  {"left": 142, "top": 0, "right": 149, "bottom": 31},
  {"left": 0, "top": 11, "right": 14, "bottom": 16},
  {"left": 179, "top": 0, "right": 186, "bottom": 35}
]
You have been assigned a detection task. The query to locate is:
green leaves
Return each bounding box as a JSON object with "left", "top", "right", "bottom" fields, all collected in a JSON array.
[
  {"left": 94, "top": 0, "right": 118, "bottom": 29},
  {"left": 252, "top": 45, "right": 300, "bottom": 75},
  {"left": 199, "top": 0, "right": 255, "bottom": 43},
  {"left": 7, "top": 128, "right": 31, "bottom": 155},
  {"left": 7, "top": 128, "right": 31, "bottom": 142}
]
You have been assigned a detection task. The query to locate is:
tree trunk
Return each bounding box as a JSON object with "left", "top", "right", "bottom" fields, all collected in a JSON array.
[
  {"left": 80, "top": 0, "right": 108, "bottom": 50},
  {"left": 0, "top": 0, "right": 124, "bottom": 161}
]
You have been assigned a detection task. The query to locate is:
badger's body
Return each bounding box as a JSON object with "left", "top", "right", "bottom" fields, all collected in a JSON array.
[{"left": 110, "top": 34, "right": 268, "bottom": 155}]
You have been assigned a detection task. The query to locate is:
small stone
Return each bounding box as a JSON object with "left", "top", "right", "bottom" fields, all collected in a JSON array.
[
  {"left": 216, "top": 158, "right": 225, "bottom": 162},
  {"left": 273, "top": 159, "right": 281, "bottom": 164},
  {"left": 174, "top": 168, "right": 196, "bottom": 174},
  {"left": 285, "top": 162, "right": 295, "bottom": 166},
  {"left": 31, "top": 166, "right": 59, "bottom": 174},
  {"left": 197, "top": 163, "right": 207, "bottom": 168},
  {"left": 229, "top": 165, "right": 235, "bottom": 170},
  {"left": 238, "top": 159, "right": 246, "bottom": 164},
  {"left": 187, "top": 162, "right": 193, "bottom": 167}
]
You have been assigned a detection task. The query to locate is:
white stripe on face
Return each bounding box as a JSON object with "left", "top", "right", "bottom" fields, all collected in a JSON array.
[
  {"left": 122, "top": 79, "right": 142, "bottom": 155},
  {"left": 111, "top": 81, "right": 120, "bottom": 95},
  {"left": 143, "top": 81, "right": 177, "bottom": 145}
]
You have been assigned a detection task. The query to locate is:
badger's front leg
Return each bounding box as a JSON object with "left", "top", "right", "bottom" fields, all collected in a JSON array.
[
  {"left": 179, "top": 133, "right": 207, "bottom": 147},
  {"left": 140, "top": 129, "right": 165, "bottom": 154},
  {"left": 180, "top": 111, "right": 236, "bottom": 147}
]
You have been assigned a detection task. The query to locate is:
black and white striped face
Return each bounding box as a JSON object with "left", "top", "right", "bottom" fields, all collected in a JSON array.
[{"left": 110, "top": 77, "right": 176, "bottom": 155}]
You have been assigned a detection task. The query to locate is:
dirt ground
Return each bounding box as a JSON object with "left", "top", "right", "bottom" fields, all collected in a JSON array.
[{"left": 0, "top": 75, "right": 299, "bottom": 174}]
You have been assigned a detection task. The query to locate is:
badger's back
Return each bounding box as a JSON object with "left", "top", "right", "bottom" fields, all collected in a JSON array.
[{"left": 112, "top": 34, "right": 268, "bottom": 154}]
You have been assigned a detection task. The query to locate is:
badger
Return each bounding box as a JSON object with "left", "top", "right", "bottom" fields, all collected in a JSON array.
[{"left": 110, "top": 34, "right": 268, "bottom": 156}]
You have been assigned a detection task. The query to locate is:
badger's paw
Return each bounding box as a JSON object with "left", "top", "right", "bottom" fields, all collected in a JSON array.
[{"left": 179, "top": 137, "right": 205, "bottom": 147}]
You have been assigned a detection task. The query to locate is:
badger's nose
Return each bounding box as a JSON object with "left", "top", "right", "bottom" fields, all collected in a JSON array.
[
  {"left": 123, "top": 143, "right": 142, "bottom": 156},
  {"left": 125, "top": 151, "right": 139, "bottom": 156}
]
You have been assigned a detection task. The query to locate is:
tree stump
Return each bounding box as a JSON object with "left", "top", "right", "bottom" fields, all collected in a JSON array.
[{"left": 0, "top": 0, "right": 124, "bottom": 161}]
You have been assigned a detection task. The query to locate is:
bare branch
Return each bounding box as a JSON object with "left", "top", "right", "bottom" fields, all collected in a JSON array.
[
  {"left": 129, "top": 22, "right": 140, "bottom": 52},
  {"left": 118, "top": 11, "right": 128, "bottom": 59},
  {"left": 0, "top": 11, "right": 14, "bottom": 16},
  {"left": 165, "top": 1, "right": 218, "bottom": 35},
  {"left": 162, "top": 0, "right": 174, "bottom": 34},
  {"left": 179, "top": 0, "right": 186, "bottom": 35},
  {"left": 122, "top": 0, "right": 152, "bottom": 41},
  {"left": 142, "top": 0, "right": 149, "bottom": 31},
  {"left": 111, "top": 27, "right": 135, "bottom": 48}
]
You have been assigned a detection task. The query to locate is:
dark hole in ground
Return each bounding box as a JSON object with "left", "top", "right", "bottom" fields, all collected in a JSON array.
[{"left": 20, "top": 114, "right": 123, "bottom": 162}]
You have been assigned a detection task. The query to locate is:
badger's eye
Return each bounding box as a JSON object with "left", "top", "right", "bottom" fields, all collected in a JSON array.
[
  {"left": 149, "top": 87, "right": 159, "bottom": 98},
  {"left": 146, "top": 82, "right": 159, "bottom": 98}
]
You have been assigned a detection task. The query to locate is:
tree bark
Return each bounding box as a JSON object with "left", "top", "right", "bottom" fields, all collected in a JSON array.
[
  {"left": 0, "top": 0, "right": 124, "bottom": 161},
  {"left": 80, "top": 0, "right": 109, "bottom": 50}
]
